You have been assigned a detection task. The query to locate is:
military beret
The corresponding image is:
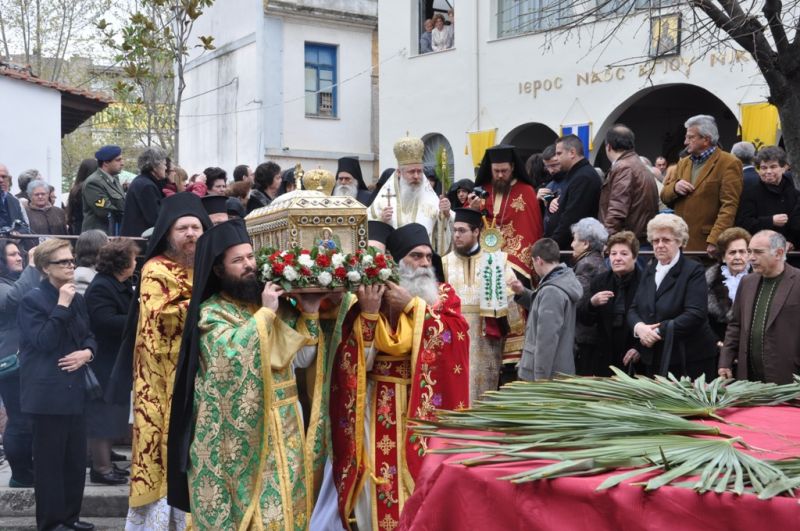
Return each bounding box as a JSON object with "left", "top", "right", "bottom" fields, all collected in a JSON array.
[{"left": 95, "top": 145, "right": 122, "bottom": 162}]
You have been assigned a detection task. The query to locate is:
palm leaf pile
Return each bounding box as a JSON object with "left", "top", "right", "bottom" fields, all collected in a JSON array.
[{"left": 412, "top": 369, "right": 800, "bottom": 499}]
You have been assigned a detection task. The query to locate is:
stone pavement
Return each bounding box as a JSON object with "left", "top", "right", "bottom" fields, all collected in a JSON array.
[{"left": 0, "top": 447, "right": 130, "bottom": 530}]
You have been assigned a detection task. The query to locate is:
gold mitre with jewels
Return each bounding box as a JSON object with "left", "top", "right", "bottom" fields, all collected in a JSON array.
[
  {"left": 393, "top": 134, "right": 424, "bottom": 166},
  {"left": 301, "top": 167, "right": 335, "bottom": 195}
]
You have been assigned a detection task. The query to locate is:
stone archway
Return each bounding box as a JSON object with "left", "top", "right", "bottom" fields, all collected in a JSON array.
[
  {"left": 501, "top": 122, "right": 559, "bottom": 163},
  {"left": 422, "top": 132, "right": 454, "bottom": 181},
  {"left": 592, "top": 83, "right": 740, "bottom": 169}
]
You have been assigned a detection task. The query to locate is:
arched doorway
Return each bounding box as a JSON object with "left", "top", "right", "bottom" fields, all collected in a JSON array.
[
  {"left": 502, "top": 122, "right": 559, "bottom": 162},
  {"left": 593, "top": 84, "right": 740, "bottom": 169},
  {"left": 422, "top": 132, "right": 454, "bottom": 183}
]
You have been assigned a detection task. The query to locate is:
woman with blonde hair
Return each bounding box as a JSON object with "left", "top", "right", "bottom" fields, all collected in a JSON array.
[{"left": 627, "top": 213, "right": 717, "bottom": 378}]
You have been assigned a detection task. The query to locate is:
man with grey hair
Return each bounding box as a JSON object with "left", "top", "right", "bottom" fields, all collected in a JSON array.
[
  {"left": 121, "top": 146, "right": 168, "bottom": 238},
  {"left": 0, "top": 164, "right": 31, "bottom": 236},
  {"left": 661, "top": 114, "right": 743, "bottom": 256},
  {"left": 719, "top": 230, "right": 800, "bottom": 384},
  {"left": 731, "top": 141, "right": 759, "bottom": 187},
  {"left": 15, "top": 169, "right": 42, "bottom": 208}
]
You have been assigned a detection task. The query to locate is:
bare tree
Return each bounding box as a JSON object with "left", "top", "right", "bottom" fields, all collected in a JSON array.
[{"left": 0, "top": 0, "right": 111, "bottom": 82}]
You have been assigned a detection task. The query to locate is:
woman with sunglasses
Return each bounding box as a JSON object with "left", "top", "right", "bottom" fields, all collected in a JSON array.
[{"left": 17, "top": 238, "right": 97, "bottom": 531}]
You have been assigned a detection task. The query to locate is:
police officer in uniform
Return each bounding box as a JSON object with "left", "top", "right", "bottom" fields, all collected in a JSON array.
[{"left": 82, "top": 145, "right": 126, "bottom": 235}]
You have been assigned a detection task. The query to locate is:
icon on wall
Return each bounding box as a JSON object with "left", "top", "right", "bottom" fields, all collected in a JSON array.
[{"left": 650, "top": 14, "right": 681, "bottom": 57}]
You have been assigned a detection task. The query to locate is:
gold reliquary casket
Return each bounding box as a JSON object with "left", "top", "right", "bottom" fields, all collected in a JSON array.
[{"left": 245, "top": 190, "right": 368, "bottom": 255}]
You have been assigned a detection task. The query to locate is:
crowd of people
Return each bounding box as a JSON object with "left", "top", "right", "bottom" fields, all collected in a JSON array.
[{"left": 0, "top": 110, "right": 798, "bottom": 531}]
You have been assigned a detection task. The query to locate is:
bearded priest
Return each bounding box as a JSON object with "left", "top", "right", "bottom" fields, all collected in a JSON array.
[
  {"left": 442, "top": 208, "right": 524, "bottom": 402},
  {"left": 468, "top": 144, "right": 543, "bottom": 287},
  {"left": 330, "top": 223, "right": 470, "bottom": 531},
  {"left": 368, "top": 134, "right": 454, "bottom": 254},
  {"left": 333, "top": 156, "right": 373, "bottom": 206}
]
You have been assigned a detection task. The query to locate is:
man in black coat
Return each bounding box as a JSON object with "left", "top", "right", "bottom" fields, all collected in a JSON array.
[
  {"left": 334, "top": 156, "right": 373, "bottom": 204},
  {"left": 120, "top": 147, "right": 168, "bottom": 238},
  {"left": 735, "top": 145, "right": 800, "bottom": 248},
  {"left": 550, "top": 135, "right": 602, "bottom": 249},
  {"left": 0, "top": 163, "right": 32, "bottom": 236}
]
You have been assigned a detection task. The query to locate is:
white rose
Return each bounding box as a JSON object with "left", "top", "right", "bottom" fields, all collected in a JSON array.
[
  {"left": 298, "top": 254, "right": 314, "bottom": 268},
  {"left": 379, "top": 268, "right": 392, "bottom": 281},
  {"left": 283, "top": 265, "right": 298, "bottom": 281},
  {"left": 318, "top": 271, "right": 333, "bottom": 287},
  {"left": 361, "top": 254, "right": 374, "bottom": 266},
  {"left": 332, "top": 253, "right": 345, "bottom": 268},
  {"left": 347, "top": 271, "right": 362, "bottom": 283}
]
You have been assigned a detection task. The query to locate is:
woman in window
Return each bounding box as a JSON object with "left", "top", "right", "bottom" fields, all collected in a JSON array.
[{"left": 431, "top": 13, "right": 453, "bottom": 51}]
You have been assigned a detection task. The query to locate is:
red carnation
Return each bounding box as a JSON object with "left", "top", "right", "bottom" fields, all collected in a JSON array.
[
  {"left": 316, "top": 254, "right": 331, "bottom": 267},
  {"left": 300, "top": 266, "right": 311, "bottom": 276},
  {"left": 269, "top": 251, "right": 281, "bottom": 262},
  {"left": 300, "top": 250, "right": 311, "bottom": 255},
  {"left": 284, "top": 253, "right": 296, "bottom": 265},
  {"left": 334, "top": 267, "right": 347, "bottom": 280},
  {"left": 374, "top": 254, "right": 387, "bottom": 268},
  {"left": 365, "top": 266, "right": 379, "bottom": 278},
  {"left": 272, "top": 262, "right": 286, "bottom": 276}
]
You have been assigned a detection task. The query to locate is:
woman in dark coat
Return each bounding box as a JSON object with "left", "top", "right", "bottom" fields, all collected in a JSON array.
[
  {"left": 705, "top": 227, "right": 751, "bottom": 342},
  {"left": 18, "top": 238, "right": 97, "bottom": 531},
  {"left": 0, "top": 239, "right": 39, "bottom": 487},
  {"left": 66, "top": 158, "right": 97, "bottom": 235},
  {"left": 570, "top": 217, "right": 609, "bottom": 375},
  {"left": 84, "top": 239, "right": 138, "bottom": 485},
  {"left": 735, "top": 145, "right": 800, "bottom": 247},
  {"left": 628, "top": 214, "right": 717, "bottom": 379},
  {"left": 579, "top": 231, "right": 642, "bottom": 376}
]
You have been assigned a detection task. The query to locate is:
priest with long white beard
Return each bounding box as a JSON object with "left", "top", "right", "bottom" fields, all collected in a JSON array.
[
  {"left": 368, "top": 134, "right": 454, "bottom": 253},
  {"left": 332, "top": 156, "right": 374, "bottom": 205},
  {"left": 329, "top": 223, "right": 469, "bottom": 531}
]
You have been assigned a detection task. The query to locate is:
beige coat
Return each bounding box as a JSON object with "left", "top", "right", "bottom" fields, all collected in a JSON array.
[{"left": 661, "top": 149, "right": 743, "bottom": 251}]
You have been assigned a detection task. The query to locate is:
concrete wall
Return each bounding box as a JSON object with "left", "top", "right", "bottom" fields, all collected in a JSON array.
[
  {"left": 179, "top": 0, "right": 379, "bottom": 181},
  {"left": 0, "top": 76, "right": 62, "bottom": 193},
  {"left": 378, "top": 2, "right": 768, "bottom": 179},
  {"left": 273, "top": 17, "right": 375, "bottom": 170},
  {"left": 179, "top": 0, "right": 262, "bottom": 174}
]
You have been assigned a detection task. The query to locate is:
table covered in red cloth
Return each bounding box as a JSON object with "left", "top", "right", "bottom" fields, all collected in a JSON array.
[{"left": 399, "top": 406, "right": 800, "bottom": 530}]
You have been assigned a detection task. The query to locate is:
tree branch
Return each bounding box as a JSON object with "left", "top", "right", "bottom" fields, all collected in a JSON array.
[{"left": 762, "top": 0, "right": 789, "bottom": 54}]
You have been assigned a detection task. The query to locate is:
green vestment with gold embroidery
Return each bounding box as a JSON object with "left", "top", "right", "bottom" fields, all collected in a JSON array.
[{"left": 188, "top": 294, "right": 320, "bottom": 531}]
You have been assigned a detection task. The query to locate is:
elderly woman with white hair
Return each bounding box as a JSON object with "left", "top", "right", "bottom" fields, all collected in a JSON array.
[
  {"left": 24, "top": 178, "right": 68, "bottom": 236},
  {"left": 571, "top": 217, "right": 609, "bottom": 375},
  {"left": 627, "top": 213, "right": 717, "bottom": 378}
]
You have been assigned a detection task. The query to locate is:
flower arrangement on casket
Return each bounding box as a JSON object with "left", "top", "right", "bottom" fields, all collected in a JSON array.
[{"left": 256, "top": 244, "right": 400, "bottom": 292}]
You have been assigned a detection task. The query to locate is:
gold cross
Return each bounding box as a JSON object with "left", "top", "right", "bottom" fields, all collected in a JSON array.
[{"left": 377, "top": 434, "right": 397, "bottom": 455}]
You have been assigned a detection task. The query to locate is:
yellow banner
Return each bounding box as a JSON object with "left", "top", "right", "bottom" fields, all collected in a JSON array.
[
  {"left": 740, "top": 102, "right": 780, "bottom": 148},
  {"left": 467, "top": 129, "right": 497, "bottom": 167}
]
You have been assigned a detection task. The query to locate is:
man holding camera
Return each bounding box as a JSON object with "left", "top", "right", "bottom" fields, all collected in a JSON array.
[{"left": 469, "top": 144, "right": 542, "bottom": 287}]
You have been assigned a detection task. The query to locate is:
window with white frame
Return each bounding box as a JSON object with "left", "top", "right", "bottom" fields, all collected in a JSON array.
[
  {"left": 305, "top": 43, "right": 337, "bottom": 118},
  {"left": 497, "top": 0, "right": 572, "bottom": 37}
]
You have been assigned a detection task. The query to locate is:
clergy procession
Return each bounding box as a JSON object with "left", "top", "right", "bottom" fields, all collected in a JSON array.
[{"left": 4, "top": 113, "right": 800, "bottom": 530}]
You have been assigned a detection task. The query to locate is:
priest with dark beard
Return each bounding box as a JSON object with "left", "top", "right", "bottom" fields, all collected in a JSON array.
[
  {"left": 329, "top": 223, "right": 469, "bottom": 531},
  {"left": 333, "top": 156, "right": 373, "bottom": 205},
  {"left": 167, "top": 219, "right": 325, "bottom": 530},
  {"left": 468, "top": 144, "right": 543, "bottom": 286}
]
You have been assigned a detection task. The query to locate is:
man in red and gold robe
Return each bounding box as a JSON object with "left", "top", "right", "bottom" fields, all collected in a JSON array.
[
  {"left": 468, "top": 144, "right": 543, "bottom": 369},
  {"left": 330, "top": 223, "right": 469, "bottom": 531},
  {"left": 469, "top": 144, "right": 543, "bottom": 287}
]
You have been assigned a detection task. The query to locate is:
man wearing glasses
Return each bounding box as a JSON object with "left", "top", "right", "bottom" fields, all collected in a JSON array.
[{"left": 661, "top": 114, "right": 743, "bottom": 257}]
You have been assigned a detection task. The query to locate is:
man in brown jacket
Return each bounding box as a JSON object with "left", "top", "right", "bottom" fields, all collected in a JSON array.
[
  {"left": 719, "top": 230, "right": 800, "bottom": 384},
  {"left": 661, "top": 115, "right": 743, "bottom": 256},
  {"left": 598, "top": 125, "right": 659, "bottom": 243}
]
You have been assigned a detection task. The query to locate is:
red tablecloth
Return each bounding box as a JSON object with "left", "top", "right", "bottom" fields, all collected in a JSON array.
[{"left": 399, "top": 406, "right": 800, "bottom": 530}]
